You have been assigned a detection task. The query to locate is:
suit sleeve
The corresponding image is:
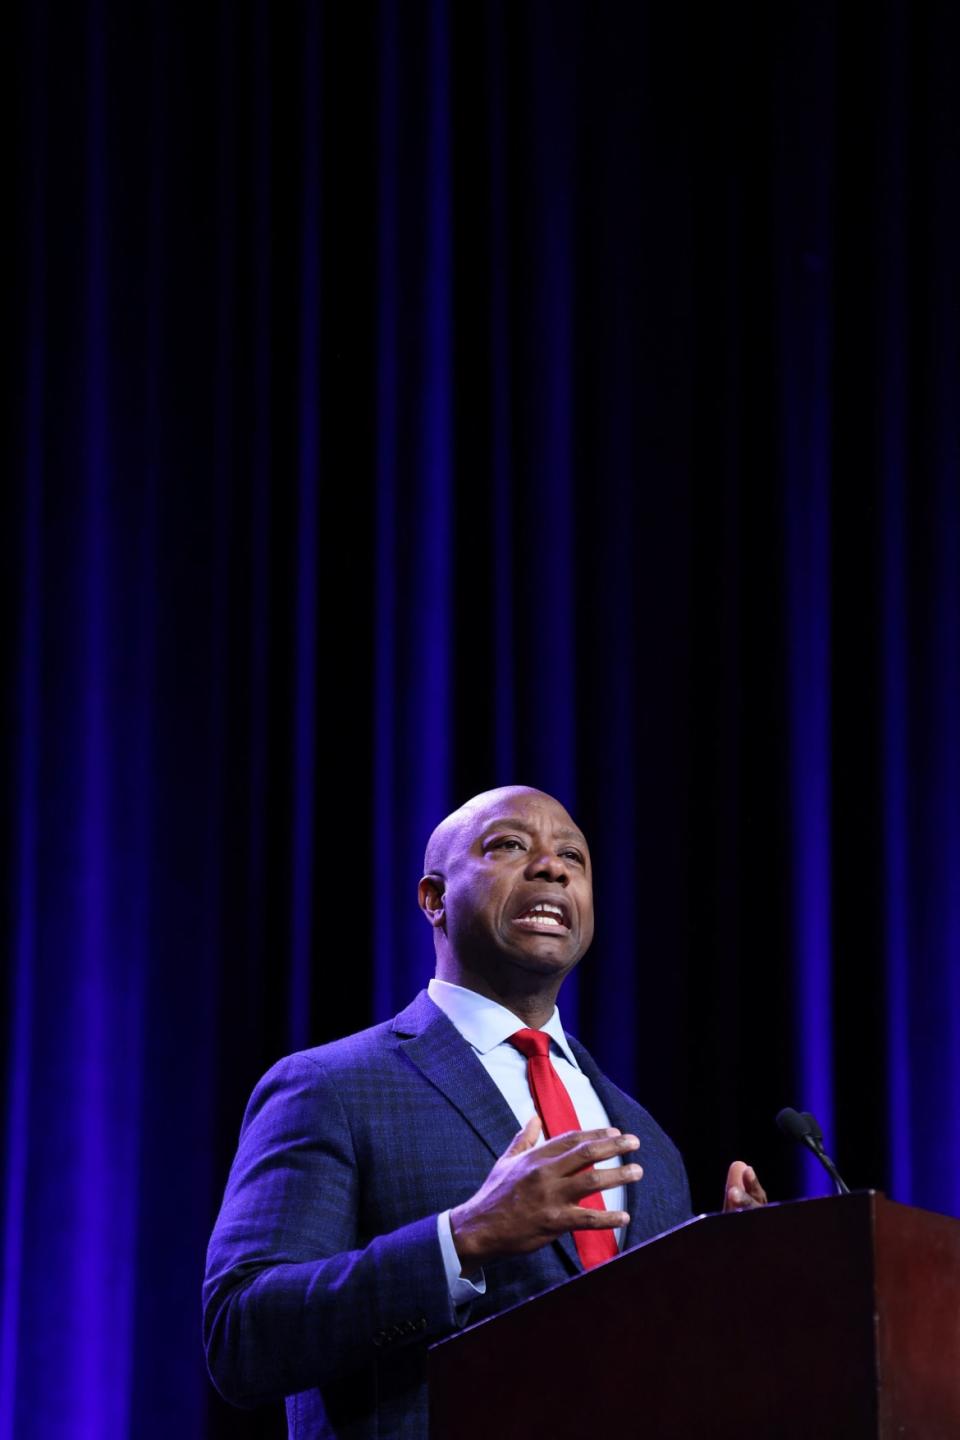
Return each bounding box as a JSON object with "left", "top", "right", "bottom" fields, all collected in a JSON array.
[{"left": 203, "top": 1053, "right": 458, "bottom": 1407}]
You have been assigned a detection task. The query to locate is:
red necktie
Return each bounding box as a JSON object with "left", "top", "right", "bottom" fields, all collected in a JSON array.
[{"left": 509, "top": 1028, "right": 619, "bottom": 1269}]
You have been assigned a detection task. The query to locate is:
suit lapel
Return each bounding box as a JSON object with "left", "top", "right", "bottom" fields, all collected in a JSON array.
[
  {"left": 392, "top": 992, "right": 521, "bottom": 1162},
  {"left": 393, "top": 992, "right": 582, "bottom": 1277}
]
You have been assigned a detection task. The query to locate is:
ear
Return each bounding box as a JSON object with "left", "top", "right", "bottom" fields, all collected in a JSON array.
[{"left": 418, "top": 873, "right": 446, "bottom": 929}]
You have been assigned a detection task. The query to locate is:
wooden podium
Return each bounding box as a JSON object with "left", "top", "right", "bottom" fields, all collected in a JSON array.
[{"left": 428, "top": 1192, "right": 960, "bottom": 1438}]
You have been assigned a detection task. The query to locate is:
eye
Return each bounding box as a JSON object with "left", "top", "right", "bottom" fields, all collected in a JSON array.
[
  {"left": 560, "top": 848, "right": 585, "bottom": 865},
  {"left": 486, "top": 836, "right": 525, "bottom": 853}
]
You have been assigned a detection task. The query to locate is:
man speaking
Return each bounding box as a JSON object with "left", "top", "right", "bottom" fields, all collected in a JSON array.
[{"left": 204, "top": 785, "right": 765, "bottom": 1438}]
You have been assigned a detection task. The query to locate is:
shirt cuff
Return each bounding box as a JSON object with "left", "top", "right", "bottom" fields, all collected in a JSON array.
[{"left": 437, "top": 1210, "right": 487, "bottom": 1307}]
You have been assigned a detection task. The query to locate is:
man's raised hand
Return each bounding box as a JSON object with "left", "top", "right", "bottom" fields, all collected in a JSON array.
[{"left": 449, "top": 1115, "right": 641, "bottom": 1267}]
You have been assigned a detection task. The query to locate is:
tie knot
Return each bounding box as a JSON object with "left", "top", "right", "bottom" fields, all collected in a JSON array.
[{"left": 509, "top": 1027, "right": 552, "bottom": 1060}]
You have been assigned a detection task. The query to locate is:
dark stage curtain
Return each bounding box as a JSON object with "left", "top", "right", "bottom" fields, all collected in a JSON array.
[{"left": 3, "top": 3, "right": 959, "bottom": 1436}]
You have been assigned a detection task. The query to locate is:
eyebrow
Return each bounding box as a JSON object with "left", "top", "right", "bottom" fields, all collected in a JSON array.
[{"left": 480, "top": 817, "right": 588, "bottom": 847}]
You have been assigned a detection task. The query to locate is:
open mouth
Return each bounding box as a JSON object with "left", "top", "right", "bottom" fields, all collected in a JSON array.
[{"left": 512, "top": 901, "right": 571, "bottom": 932}]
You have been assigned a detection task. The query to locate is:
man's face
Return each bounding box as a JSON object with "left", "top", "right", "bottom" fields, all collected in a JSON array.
[{"left": 424, "top": 789, "right": 594, "bottom": 986}]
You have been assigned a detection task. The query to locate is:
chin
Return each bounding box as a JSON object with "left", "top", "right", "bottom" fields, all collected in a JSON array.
[{"left": 508, "top": 945, "right": 579, "bottom": 978}]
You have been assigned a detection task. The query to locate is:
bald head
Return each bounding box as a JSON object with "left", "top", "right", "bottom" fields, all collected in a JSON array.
[
  {"left": 417, "top": 785, "right": 593, "bottom": 1017},
  {"left": 424, "top": 786, "right": 565, "bottom": 875}
]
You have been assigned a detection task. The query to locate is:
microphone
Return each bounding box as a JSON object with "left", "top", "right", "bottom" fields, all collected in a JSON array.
[
  {"left": 800, "top": 1110, "right": 823, "bottom": 1146},
  {"left": 776, "top": 1107, "right": 851, "bottom": 1196}
]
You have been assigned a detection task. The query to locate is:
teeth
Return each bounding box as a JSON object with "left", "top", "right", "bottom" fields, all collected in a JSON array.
[{"left": 517, "top": 903, "right": 566, "bottom": 927}]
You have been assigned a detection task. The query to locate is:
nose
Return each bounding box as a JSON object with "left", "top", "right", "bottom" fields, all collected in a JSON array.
[{"left": 524, "top": 849, "right": 569, "bottom": 885}]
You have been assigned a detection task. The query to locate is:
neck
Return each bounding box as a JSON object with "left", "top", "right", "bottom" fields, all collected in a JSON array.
[{"left": 436, "top": 959, "right": 564, "bottom": 1030}]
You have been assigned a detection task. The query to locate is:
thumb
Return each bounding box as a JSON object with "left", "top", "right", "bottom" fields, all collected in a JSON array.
[
  {"left": 724, "top": 1159, "right": 749, "bottom": 1211},
  {"left": 504, "top": 1113, "right": 542, "bottom": 1155}
]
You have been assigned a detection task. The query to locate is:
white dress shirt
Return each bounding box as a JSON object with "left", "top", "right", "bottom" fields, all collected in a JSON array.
[{"left": 427, "top": 978, "right": 626, "bottom": 1307}]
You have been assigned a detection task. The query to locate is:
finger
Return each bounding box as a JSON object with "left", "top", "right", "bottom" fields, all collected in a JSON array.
[
  {"left": 569, "top": 1162, "right": 643, "bottom": 1201},
  {"left": 724, "top": 1159, "right": 747, "bottom": 1211},
  {"left": 743, "top": 1166, "right": 768, "bottom": 1206},
  {"left": 534, "top": 1126, "right": 620, "bottom": 1157},
  {"left": 724, "top": 1159, "right": 765, "bottom": 1211},
  {"left": 503, "top": 1114, "right": 542, "bottom": 1156},
  {"left": 564, "top": 1203, "right": 631, "bottom": 1231},
  {"left": 549, "top": 1131, "right": 641, "bottom": 1174}
]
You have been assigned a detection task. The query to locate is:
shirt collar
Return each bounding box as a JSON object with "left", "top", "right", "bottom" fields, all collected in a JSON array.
[{"left": 427, "top": 977, "right": 580, "bottom": 1070}]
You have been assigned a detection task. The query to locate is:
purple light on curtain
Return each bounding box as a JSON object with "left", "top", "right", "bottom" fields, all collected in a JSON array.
[
  {"left": 936, "top": 486, "right": 960, "bottom": 1213},
  {"left": 0, "top": 353, "right": 40, "bottom": 1436},
  {"left": 881, "top": 353, "right": 910, "bottom": 1204},
  {"left": 409, "top": 0, "right": 454, "bottom": 854},
  {"left": 373, "top": 0, "right": 401, "bottom": 1020},
  {"left": 525, "top": 0, "right": 578, "bottom": 1023},
  {"left": 6, "top": 4, "right": 164, "bottom": 1429},
  {"left": 929, "top": 419, "right": 960, "bottom": 1218},
  {"left": 290, "top": 6, "right": 321, "bottom": 1047},
  {"left": 122, "top": 0, "right": 165, "bottom": 1420},
  {"left": 777, "top": 34, "right": 836, "bottom": 1194},
  {"left": 0, "top": 5, "right": 46, "bottom": 1428},
  {"left": 918, "top": 80, "right": 960, "bottom": 1212},
  {"left": 785, "top": 421, "right": 833, "bottom": 1198},
  {"left": 485, "top": 0, "right": 515, "bottom": 781},
  {"left": 202, "top": 0, "right": 237, "bottom": 1081},
  {"left": 244, "top": 0, "right": 274, "bottom": 1016},
  {"left": 73, "top": 5, "right": 122, "bottom": 1427},
  {"left": 374, "top": 0, "right": 454, "bottom": 1018},
  {"left": 878, "top": 8, "right": 911, "bottom": 1206}
]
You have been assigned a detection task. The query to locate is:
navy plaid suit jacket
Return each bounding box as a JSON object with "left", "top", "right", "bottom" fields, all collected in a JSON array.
[{"left": 204, "top": 990, "right": 692, "bottom": 1439}]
